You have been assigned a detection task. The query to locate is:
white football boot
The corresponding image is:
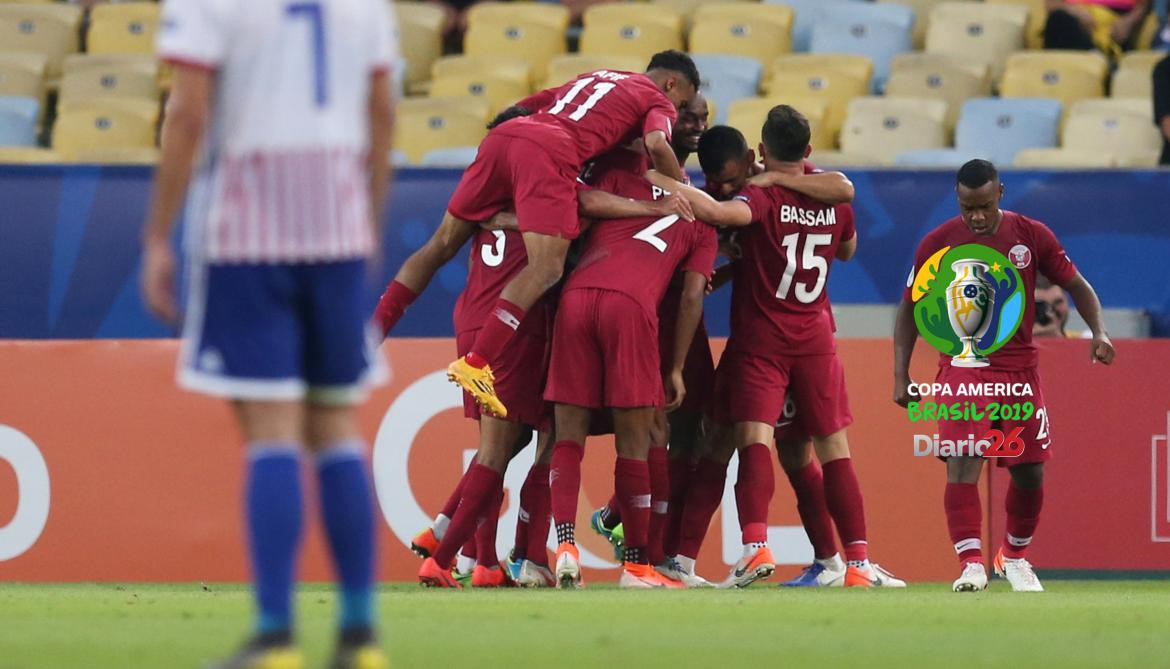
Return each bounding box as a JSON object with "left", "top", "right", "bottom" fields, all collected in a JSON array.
[
  {"left": 995, "top": 549, "right": 1044, "bottom": 592},
  {"left": 952, "top": 562, "right": 989, "bottom": 592},
  {"left": 656, "top": 556, "right": 712, "bottom": 588}
]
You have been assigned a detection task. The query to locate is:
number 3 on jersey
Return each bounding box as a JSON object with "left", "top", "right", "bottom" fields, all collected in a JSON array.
[
  {"left": 481, "top": 230, "right": 506, "bottom": 267},
  {"left": 548, "top": 77, "right": 617, "bottom": 121},
  {"left": 776, "top": 233, "right": 831, "bottom": 303}
]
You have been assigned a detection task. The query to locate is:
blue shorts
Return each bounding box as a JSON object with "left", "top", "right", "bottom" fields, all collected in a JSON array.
[{"left": 178, "top": 260, "right": 388, "bottom": 404}]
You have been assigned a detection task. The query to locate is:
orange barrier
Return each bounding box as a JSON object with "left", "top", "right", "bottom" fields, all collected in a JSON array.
[{"left": 1, "top": 338, "right": 1167, "bottom": 583}]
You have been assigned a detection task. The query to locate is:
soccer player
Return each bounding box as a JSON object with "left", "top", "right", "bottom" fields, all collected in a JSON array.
[
  {"left": 382, "top": 52, "right": 701, "bottom": 419},
  {"left": 893, "top": 159, "right": 1115, "bottom": 593},
  {"left": 545, "top": 149, "right": 718, "bottom": 589},
  {"left": 141, "top": 0, "right": 396, "bottom": 666}
]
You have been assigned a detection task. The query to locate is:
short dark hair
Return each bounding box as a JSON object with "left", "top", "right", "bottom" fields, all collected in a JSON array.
[
  {"left": 956, "top": 159, "right": 999, "bottom": 189},
  {"left": 486, "top": 105, "right": 532, "bottom": 130},
  {"left": 646, "top": 50, "right": 701, "bottom": 89},
  {"left": 697, "top": 125, "right": 749, "bottom": 174},
  {"left": 760, "top": 105, "right": 810, "bottom": 162}
]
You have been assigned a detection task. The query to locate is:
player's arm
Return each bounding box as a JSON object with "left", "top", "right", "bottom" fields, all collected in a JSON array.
[
  {"left": 892, "top": 298, "right": 920, "bottom": 407},
  {"left": 708, "top": 261, "right": 735, "bottom": 293},
  {"left": 643, "top": 171, "right": 754, "bottom": 227},
  {"left": 140, "top": 63, "right": 213, "bottom": 324},
  {"left": 1062, "top": 271, "right": 1116, "bottom": 364},
  {"left": 665, "top": 270, "right": 708, "bottom": 411},
  {"left": 836, "top": 235, "right": 857, "bottom": 261},
  {"left": 746, "top": 170, "right": 855, "bottom": 204},
  {"left": 645, "top": 130, "right": 686, "bottom": 182},
  {"left": 367, "top": 70, "right": 395, "bottom": 247},
  {"left": 578, "top": 187, "right": 695, "bottom": 221}
]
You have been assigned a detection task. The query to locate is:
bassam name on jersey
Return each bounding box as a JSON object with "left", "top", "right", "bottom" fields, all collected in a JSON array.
[
  {"left": 906, "top": 382, "right": 1035, "bottom": 398},
  {"left": 780, "top": 205, "right": 837, "bottom": 227}
]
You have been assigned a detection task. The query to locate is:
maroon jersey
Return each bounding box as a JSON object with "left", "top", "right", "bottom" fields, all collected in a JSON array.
[
  {"left": 453, "top": 228, "right": 551, "bottom": 337},
  {"left": 904, "top": 210, "right": 1078, "bottom": 371},
  {"left": 728, "top": 184, "right": 856, "bottom": 357},
  {"left": 565, "top": 167, "right": 718, "bottom": 320},
  {"left": 508, "top": 70, "right": 677, "bottom": 167}
]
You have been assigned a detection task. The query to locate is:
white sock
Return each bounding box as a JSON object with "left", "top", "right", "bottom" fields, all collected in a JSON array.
[
  {"left": 433, "top": 514, "right": 451, "bottom": 541},
  {"left": 743, "top": 542, "right": 767, "bottom": 558},
  {"left": 816, "top": 553, "right": 845, "bottom": 571},
  {"left": 455, "top": 553, "right": 475, "bottom": 574},
  {"left": 847, "top": 558, "right": 872, "bottom": 570},
  {"left": 674, "top": 555, "right": 696, "bottom": 574}
]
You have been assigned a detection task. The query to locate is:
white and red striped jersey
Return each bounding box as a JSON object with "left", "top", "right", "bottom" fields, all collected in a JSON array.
[{"left": 157, "top": 0, "right": 399, "bottom": 263}]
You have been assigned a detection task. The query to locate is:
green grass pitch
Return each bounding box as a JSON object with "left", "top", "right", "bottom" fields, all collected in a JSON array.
[{"left": 2, "top": 581, "right": 1169, "bottom": 668}]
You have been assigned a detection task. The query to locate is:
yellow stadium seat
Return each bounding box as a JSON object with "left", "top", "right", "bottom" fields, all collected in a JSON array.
[
  {"left": 70, "top": 96, "right": 159, "bottom": 123},
  {"left": 1000, "top": 50, "right": 1108, "bottom": 108},
  {"left": 925, "top": 3, "right": 1026, "bottom": 80},
  {"left": 68, "top": 146, "right": 159, "bottom": 164},
  {"left": 1070, "top": 97, "right": 1150, "bottom": 120},
  {"left": 887, "top": 53, "right": 990, "bottom": 133},
  {"left": 1136, "top": 10, "right": 1160, "bottom": 50},
  {"left": 395, "top": 97, "right": 489, "bottom": 164},
  {"left": 985, "top": 0, "right": 1046, "bottom": 49},
  {"left": 877, "top": 0, "right": 954, "bottom": 49},
  {"left": 693, "top": 2, "right": 794, "bottom": 31},
  {"left": 653, "top": 0, "right": 753, "bottom": 26},
  {"left": 583, "top": 3, "right": 683, "bottom": 33},
  {"left": 0, "top": 52, "right": 47, "bottom": 104},
  {"left": 0, "top": 4, "right": 82, "bottom": 78},
  {"left": 1112, "top": 51, "right": 1167, "bottom": 99},
  {"left": 432, "top": 55, "right": 532, "bottom": 89},
  {"left": 689, "top": 13, "right": 793, "bottom": 73},
  {"left": 807, "top": 149, "right": 889, "bottom": 167},
  {"left": 53, "top": 105, "right": 156, "bottom": 159},
  {"left": 726, "top": 97, "right": 831, "bottom": 156},
  {"left": 59, "top": 55, "right": 158, "bottom": 112},
  {"left": 580, "top": 21, "right": 683, "bottom": 63},
  {"left": 542, "top": 54, "right": 646, "bottom": 89},
  {"left": 1012, "top": 147, "right": 1114, "bottom": 167},
  {"left": 763, "top": 54, "right": 873, "bottom": 148},
  {"left": 87, "top": 2, "right": 159, "bottom": 55},
  {"left": 464, "top": 15, "right": 568, "bottom": 84},
  {"left": 1063, "top": 99, "right": 1161, "bottom": 165},
  {"left": 840, "top": 96, "right": 948, "bottom": 164},
  {"left": 430, "top": 71, "right": 531, "bottom": 116},
  {"left": 395, "top": 3, "right": 444, "bottom": 92},
  {"left": 467, "top": 2, "right": 570, "bottom": 29},
  {"left": 0, "top": 146, "right": 59, "bottom": 163}
]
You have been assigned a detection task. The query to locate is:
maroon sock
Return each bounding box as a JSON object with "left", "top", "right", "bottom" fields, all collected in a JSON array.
[
  {"left": 677, "top": 458, "right": 727, "bottom": 559},
  {"left": 663, "top": 456, "right": 693, "bottom": 557},
  {"left": 600, "top": 494, "right": 622, "bottom": 528},
  {"left": 647, "top": 446, "right": 670, "bottom": 565},
  {"left": 549, "top": 440, "right": 584, "bottom": 533},
  {"left": 439, "top": 462, "right": 473, "bottom": 522},
  {"left": 615, "top": 457, "right": 651, "bottom": 564},
  {"left": 513, "top": 464, "right": 546, "bottom": 561},
  {"left": 784, "top": 460, "right": 838, "bottom": 560},
  {"left": 432, "top": 464, "right": 501, "bottom": 567},
  {"left": 822, "top": 458, "right": 868, "bottom": 563},
  {"left": 944, "top": 482, "right": 984, "bottom": 566},
  {"left": 735, "top": 443, "right": 774, "bottom": 545},
  {"left": 468, "top": 298, "right": 526, "bottom": 366},
  {"left": 373, "top": 280, "right": 418, "bottom": 337},
  {"left": 1002, "top": 480, "right": 1044, "bottom": 559},
  {"left": 476, "top": 487, "right": 505, "bottom": 566},
  {"left": 525, "top": 463, "right": 552, "bottom": 566}
]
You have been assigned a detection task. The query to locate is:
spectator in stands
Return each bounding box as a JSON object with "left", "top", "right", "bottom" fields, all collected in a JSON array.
[
  {"left": 1156, "top": 54, "right": 1170, "bottom": 165},
  {"left": 1034, "top": 276, "right": 1073, "bottom": 337},
  {"left": 562, "top": 0, "right": 619, "bottom": 23},
  {"left": 1044, "top": 0, "right": 1152, "bottom": 56},
  {"left": 429, "top": 0, "right": 477, "bottom": 51}
]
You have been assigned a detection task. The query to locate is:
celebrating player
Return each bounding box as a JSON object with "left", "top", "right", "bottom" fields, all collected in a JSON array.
[
  {"left": 893, "top": 159, "right": 1115, "bottom": 593},
  {"left": 141, "top": 0, "right": 397, "bottom": 666}
]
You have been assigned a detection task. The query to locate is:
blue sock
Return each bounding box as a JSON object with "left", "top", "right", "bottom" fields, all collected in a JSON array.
[
  {"left": 246, "top": 443, "right": 304, "bottom": 636},
  {"left": 316, "top": 440, "right": 376, "bottom": 632}
]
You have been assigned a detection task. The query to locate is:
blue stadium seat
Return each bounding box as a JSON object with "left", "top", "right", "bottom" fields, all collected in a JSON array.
[
  {"left": 809, "top": 3, "right": 915, "bottom": 93},
  {"left": 763, "top": 0, "right": 865, "bottom": 53},
  {"left": 894, "top": 147, "right": 968, "bottom": 167},
  {"left": 953, "top": 98, "right": 1062, "bottom": 166},
  {"left": 420, "top": 146, "right": 479, "bottom": 167},
  {"left": 690, "top": 54, "right": 761, "bottom": 124},
  {"left": 0, "top": 95, "right": 39, "bottom": 146}
]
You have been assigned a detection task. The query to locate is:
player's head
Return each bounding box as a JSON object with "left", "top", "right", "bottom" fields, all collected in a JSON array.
[
  {"left": 672, "top": 92, "right": 709, "bottom": 157},
  {"left": 645, "top": 50, "right": 700, "bottom": 110},
  {"left": 487, "top": 105, "right": 533, "bottom": 130},
  {"left": 759, "top": 105, "right": 812, "bottom": 164},
  {"left": 698, "top": 125, "right": 754, "bottom": 201},
  {"left": 955, "top": 159, "right": 1004, "bottom": 236}
]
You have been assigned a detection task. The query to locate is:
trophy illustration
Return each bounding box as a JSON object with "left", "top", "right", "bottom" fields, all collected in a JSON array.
[{"left": 946, "top": 260, "right": 995, "bottom": 367}]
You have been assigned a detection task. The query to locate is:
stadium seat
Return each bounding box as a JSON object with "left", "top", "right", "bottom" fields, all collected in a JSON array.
[
  {"left": 52, "top": 105, "right": 156, "bottom": 159},
  {"left": 953, "top": 97, "right": 1062, "bottom": 165},
  {"left": 87, "top": 2, "right": 160, "bottom": 55},
  {"left": 1063, "top": 100, "right": 1162, "bottom": 167},
  {"left": 68, "top": 146, "right": 159, "bottom": 164},
  {"left": 763, "top": 0, "right": 865, "bottom": 53},
  {"left": 0, "top": 145, "right": 58, "bottom": 163},
  {"left": 655, "top": 0, "right": 755, "bottom": 26},
  {"left": 1000, "top": 51, "right": 1108, "bottom": 109},
  {"left": 420, "top": 146, "right": 479, "bottom": 167},
  {"left": 390, "top": 148, "right": 409, "bottom": 167},
  {"left": 886, "top": 53, "right": 990, "bottom": 133},
  {"left": 690, "top": 54, "right": 761, "bottom": 125},
  {"left": 809, "top": 2, "right": 915, "bottom": 93},
  {"left": 583, "top": 3, "right": 683, "bottom": 33},
  {"left": 806, "top": 148, "right": 889, "bottom": 167},
  {"left": 893, "top": 147, "right": 968, "bottom": 167},
  {"left": 0, "top": 95, "right": 37, "bottom": 145},
  {"left": 877, "top": 0, "right": 951, "bottom": 49},
  {"left": 395, "top": 97, "right": 489, "bottom": 164},
  {"left": 691, "top": 4, "right": 795, "bottom": 72},
  {"left": 689, "top": 14, "right": 792, "bottom": 73},
  {"left": 429, "top": 70, "right": 531, "bottom": 116},
  {"left": 764, "top": 54, "right": 873, "bottom": 147},
  {"left": 580, "top": 18, "right": 683, "bottom": 63},
  {"left": 925, "top": 3, "right": 1026, "bottom": 80},
  {"left": 726, "top": 96, "right": 832, "bottom": 155},
  {"left": 58, "top": 55, "right": 158, "bottom": 113},
  {"left": 0, "top": 3, "right": 82, "bottom": 78},
  {"left": 432, "top": 55, "right": 532, "bottom": 90},
  {"left": 0, "top": 52, "right": 45, "bottom": 100},
  {"left": 464, "top": 6, "right": 569, "bottom": 84},
  {"left": 396, "top": 3, "right": 444, "bottom": 92},
  {"left": 542, "top": 54, "right": 646, "bottom": 89},
  {"left": 1112, "top": 51, "right": 1167, "bottom": 100},
  {"left": 839, "top": 96, "right": 948, "bottom": 164},
  {"left": 985, "top": 0, "right": 1046, "bottom": 49},
  {"left": 1012, "top": 147, "right": 1113, "bottom": 168}
]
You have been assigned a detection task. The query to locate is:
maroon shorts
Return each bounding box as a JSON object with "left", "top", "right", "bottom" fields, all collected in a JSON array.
[
  {"left": 712, "top": 349, "right": 852, "bottom": 436},
  {"left": 773, "top": 390, "right": 811, "bottom": 444},
  {"left": 935, "top": 366, "right": 1052, "bottom": 467},
  {"left": 658, "top": 318, "right": 715, "bottom": 416},
  {"left": 447, "top": 129, "right": 582, "bottom": 239},
  {"left": 456, "top": 328, "right": 551, "bottom": 430},
  {"left": 544, "top": 288, "right": 664, "bottom": 410}
]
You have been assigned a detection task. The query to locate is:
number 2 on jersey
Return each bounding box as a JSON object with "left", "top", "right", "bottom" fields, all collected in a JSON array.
[
  {"left": 634, "top": 215, "right": 679, "bottom": 252},
  {"left": 548, "top": 77, "right": 617, "bottom": 121},
  {"left": 286, "top": 1, "right": 328, "bottom": 107},
  {"left": 776, "top": 233, "right": 831, "bottom": 303}
]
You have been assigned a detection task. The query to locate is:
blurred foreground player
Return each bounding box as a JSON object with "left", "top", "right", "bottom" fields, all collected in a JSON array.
[
  {"left": 893, "top": 159, "right": 1115, "bottom": 593},
  {"left": 141, "top": 1, "right": 397, "bottom": 666}
]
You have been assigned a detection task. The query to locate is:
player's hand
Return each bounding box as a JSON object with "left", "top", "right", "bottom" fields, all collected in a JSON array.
[
  {"left": 664, "top": 369, "right": 686, "bottom": 412},
  {"left": 141, "top": 236, "right": 178, "bottom": 325},
  {"left": 893, "top": 376, "right": 919, "bottom": 408},
  {"left": 1091, "top": 333, "right": 1115, "bottom": 365},
  {"left": 653, "top": 191, "right": 695, "bottom": 222}
]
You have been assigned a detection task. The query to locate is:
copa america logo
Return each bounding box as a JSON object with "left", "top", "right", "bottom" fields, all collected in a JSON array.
[{"left": 909, "top": 244, "right": 1025, "bottom": 367}]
